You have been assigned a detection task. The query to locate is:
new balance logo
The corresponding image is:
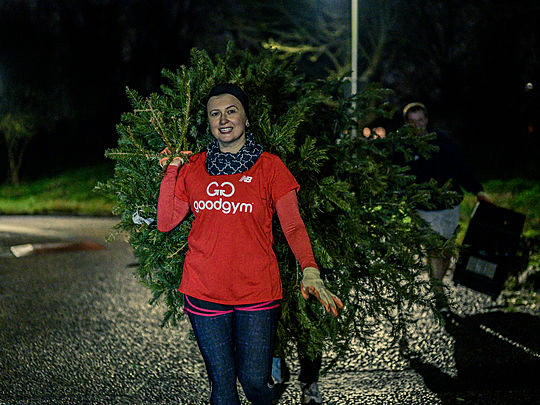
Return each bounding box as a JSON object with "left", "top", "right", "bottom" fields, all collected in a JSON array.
[{"left": 239, "top": 175, "right": 253, "bottom": 183}]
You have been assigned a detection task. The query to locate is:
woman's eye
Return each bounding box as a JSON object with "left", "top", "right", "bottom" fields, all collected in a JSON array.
[
  {"left": 227, "top": 109, "right": 237, "bottom": 115},
  {"left": 210, "top": 111, "right": 219, "bottom": 118}
]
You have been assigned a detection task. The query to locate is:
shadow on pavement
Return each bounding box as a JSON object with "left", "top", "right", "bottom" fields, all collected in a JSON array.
[{"left": 408, "top": 311, "right": 540, "bottom": 404}]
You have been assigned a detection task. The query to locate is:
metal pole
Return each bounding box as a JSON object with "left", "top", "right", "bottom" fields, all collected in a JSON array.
[
  {"left": 351, "top": 0, "right": 358, "bottom": 135},
  {"left": 351, "top": 0, "right": 358, "bottom": 100}
]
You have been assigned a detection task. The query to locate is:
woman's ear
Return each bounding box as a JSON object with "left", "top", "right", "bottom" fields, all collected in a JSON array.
[{"left": 246, "top": 120, "right": 250, "bottom": 128}]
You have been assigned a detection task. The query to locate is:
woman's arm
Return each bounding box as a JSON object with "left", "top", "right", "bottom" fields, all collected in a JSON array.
[
  {"left": 157, "top": 164, "right": 190, "bottom": 232},
  {"left": 275, "top": 189, "right": 318, "bottom": 269},
  {"left": 276, "top": 189, "right": 343, "bottom": 316}
]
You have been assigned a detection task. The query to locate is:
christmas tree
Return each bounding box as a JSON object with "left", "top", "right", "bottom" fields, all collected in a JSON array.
[{"left": 101, "top": 43, "right": 456, "bottom": 365}]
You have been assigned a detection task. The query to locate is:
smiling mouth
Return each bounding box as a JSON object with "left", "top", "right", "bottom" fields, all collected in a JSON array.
[{"left": 219, "top": 127, "right": 233, "bottom": 133}]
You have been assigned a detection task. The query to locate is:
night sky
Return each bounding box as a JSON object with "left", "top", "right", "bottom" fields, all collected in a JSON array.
[{"left": 1, "top": 0, "right": 539, "bottom": 181}]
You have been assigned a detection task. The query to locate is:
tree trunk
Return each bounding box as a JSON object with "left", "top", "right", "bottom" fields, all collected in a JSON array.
[{"left": 7, "top": 153, "right": 20, "bottom": 185}]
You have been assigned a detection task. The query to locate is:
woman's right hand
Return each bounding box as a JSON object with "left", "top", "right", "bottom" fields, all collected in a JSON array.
[
  {"left": 160, "top": 156, "right": 183, "bottom": 168},
  {"left": 159, "top": 148, "right": 192, "bottom": 168}
]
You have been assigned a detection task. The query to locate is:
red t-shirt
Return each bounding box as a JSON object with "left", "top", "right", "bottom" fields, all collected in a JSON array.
[{"left": 174, "top": 151, "right": 300, "bottom": 304}]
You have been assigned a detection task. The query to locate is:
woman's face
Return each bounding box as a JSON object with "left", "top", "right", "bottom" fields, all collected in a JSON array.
[{"left": 207, "top": 94, "right": 249, "bottom": 153}]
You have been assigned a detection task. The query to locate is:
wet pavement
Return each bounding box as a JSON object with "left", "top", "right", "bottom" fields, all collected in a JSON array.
[{"left": 1, "top": 216, "right": 539, "bottom": 404}]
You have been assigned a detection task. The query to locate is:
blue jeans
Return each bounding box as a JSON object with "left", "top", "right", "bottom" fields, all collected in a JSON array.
[{"left": 186, "top": 296, "right": 281, "bottom": 405}]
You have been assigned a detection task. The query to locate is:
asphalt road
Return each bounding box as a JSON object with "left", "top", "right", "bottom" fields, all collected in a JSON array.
[{"left": 1, "top": 216, "right": 539, "bottom": 405}]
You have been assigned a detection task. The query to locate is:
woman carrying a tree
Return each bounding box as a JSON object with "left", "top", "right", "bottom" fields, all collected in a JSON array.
[{"left": 156, "top": 83, "right": 343, "bottom": 405}]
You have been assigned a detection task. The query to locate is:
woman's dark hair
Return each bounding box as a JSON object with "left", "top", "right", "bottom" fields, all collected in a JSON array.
[{"left": 207, "top": 83, "right": 250, "bottom": 118}]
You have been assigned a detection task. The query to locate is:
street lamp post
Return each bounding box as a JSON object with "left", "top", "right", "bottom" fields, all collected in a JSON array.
[
  {"left": 351, "top": 0, "right": 358, "bottom": 102},
  {"left": 351, "top": 0, "right": 358, "bottom": 135}
]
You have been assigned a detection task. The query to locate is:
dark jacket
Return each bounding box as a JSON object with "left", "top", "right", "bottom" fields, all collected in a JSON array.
[{"left": 409, "top": 130, "right": 483, "bottom": 210}]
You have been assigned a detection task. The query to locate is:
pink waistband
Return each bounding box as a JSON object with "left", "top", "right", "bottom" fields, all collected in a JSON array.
[
  {"left": 184, "top": 295, "right": 233, "bottom": 316},
  {"left": 184, "top": 296, "right": 280, "bottom": 316},
  {"left": 234, "top": 302, "right": 281, "bottom": 312},
  {"left": 184, "top": 307, "right": 233, "bottom": 317}
]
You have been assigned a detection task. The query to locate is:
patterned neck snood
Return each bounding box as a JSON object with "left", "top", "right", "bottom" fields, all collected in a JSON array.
[{"left": 206, "top": 132, "right": 264, "bottom": 176}]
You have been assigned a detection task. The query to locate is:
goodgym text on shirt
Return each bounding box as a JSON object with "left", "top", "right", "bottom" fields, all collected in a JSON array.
[{"left": 193, "top": 181, "right": 254, "bottom": 215}]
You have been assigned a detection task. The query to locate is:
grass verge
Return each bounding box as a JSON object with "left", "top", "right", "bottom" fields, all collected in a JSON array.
[{"left": 0, "top": 164, "right": 115, "bottom": 216}]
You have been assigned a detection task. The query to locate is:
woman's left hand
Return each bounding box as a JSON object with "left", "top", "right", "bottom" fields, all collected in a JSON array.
[{"left": 301, "top": 267, "right": 343, "bottom": 317}]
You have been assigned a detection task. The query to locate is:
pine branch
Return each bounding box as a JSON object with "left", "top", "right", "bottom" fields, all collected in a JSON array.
[{"left": 137, "top": 99, "right": 171, "bottom": 149}]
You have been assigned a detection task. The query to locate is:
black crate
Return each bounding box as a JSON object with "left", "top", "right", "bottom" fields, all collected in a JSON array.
[{"left": 453, "top": 201, "right": 526, "bottom": 298}]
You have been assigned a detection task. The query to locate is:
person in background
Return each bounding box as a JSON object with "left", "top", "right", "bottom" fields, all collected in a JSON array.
[
  {"left": 403, "top": 102, "right": 491, "bottom": 310},
  {"left": 157, "top": 83, "right": 343, "bottom": 405}
]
